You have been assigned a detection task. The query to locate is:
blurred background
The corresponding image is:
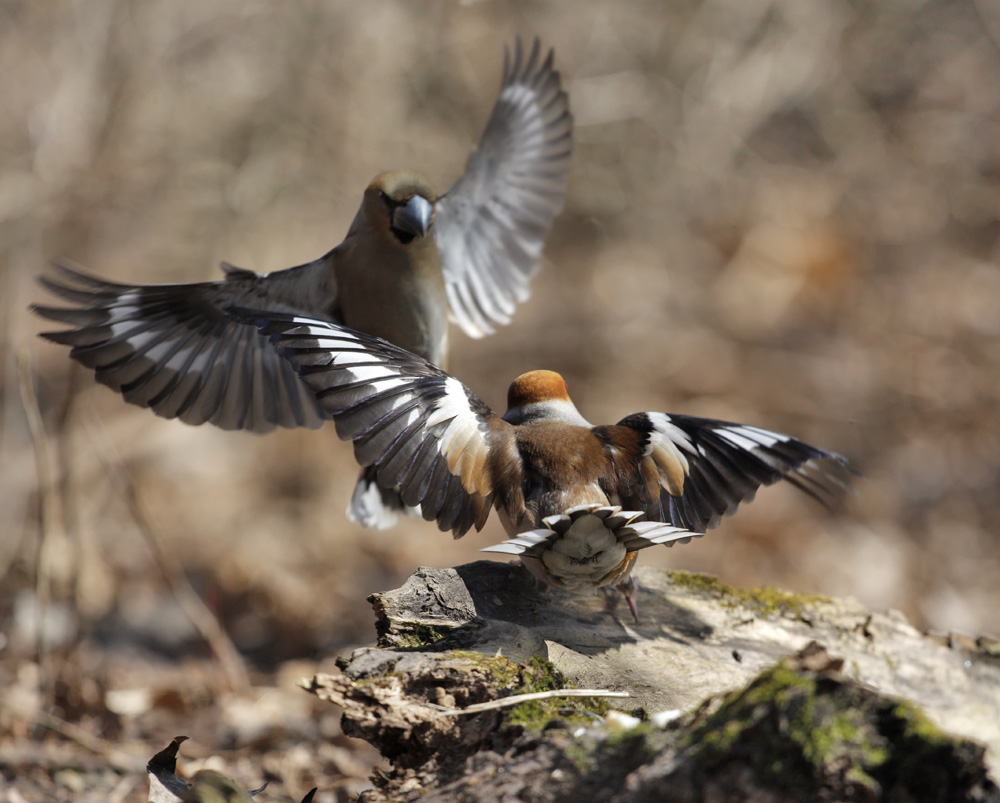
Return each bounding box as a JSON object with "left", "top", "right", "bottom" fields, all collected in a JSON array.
[{"left": 2, "top": 0, "right": 999, "bottom": 798}]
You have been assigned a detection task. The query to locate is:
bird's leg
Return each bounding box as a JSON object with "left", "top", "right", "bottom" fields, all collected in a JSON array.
[{"left": 615, "top": 575, "right": 640, "bottom": 624}]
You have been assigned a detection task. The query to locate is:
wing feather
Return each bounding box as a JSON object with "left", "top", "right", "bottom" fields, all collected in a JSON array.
[
  {"left": 32, "top": 260, "right": 337, "bottom": 432},
  {"left": 609, "top": 412, "right": 856, "bottom": 533},
  {"left": 435, "top": 38, "right": 573, "bottom": 338},
  {"left": 238, "top": 312, "right": 507, "bottom": 536}
]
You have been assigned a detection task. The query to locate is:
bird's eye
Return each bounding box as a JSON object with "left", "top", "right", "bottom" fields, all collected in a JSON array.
[{"left": 378, "top": 189, "right": 392, "bottom": 206}]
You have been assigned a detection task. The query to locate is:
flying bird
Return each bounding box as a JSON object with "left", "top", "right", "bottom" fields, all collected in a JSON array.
[
  {"left": 234, "top": 310, "right": 854, "bottom": 621},
  {"left": 31, "top": 38, "right": 572, "bottom": 528}
]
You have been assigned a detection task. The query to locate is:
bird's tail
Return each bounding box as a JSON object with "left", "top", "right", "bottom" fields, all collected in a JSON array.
[{"left": 347, "top": 465, "right": 421, "bottom": 529}]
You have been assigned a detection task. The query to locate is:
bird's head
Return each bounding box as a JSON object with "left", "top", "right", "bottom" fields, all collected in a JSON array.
[
  {"left": 503, "top": 370, "right": 592, "bottom": 426},
  {"left": 366, "top": 172, "right": 437, "bottom": 245},
  {"left": 507, "top": 370, "right": 571, "bottom": 408}
]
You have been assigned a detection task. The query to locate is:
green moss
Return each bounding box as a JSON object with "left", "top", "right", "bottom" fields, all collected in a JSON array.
[
  {"left": 520, "top": 656, "right": 572, "bottom": 693},
  {"left": 388, "top": 622, "right": 447, "bottom": 649},
  {"left": 678, "top": 654, "right": 990, "bottom": 799},
  {"left": 441, "top": 650, "right": 523, "bottom": 687},
  {"left": 890, "top": 700, "right": 947, "bottom": 744},
  {"left": 501, "top": 656, "right": 612, "bottom": 731},
  {"left": 876, "top": 698, "right": 972, "bottom": 790},
  {"left": 682, "top": 663, "right": 888, "bottom": 794},
  {"left": 420, "top": 651, "right": 612, "bottom": 731},
  {"left": 668, "top": 570, "right": 830, "bottom": 621}
]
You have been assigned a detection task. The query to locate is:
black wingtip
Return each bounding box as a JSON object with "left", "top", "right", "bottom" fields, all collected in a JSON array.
[
  {"left": 29, "top": 303, "right": 92, "bottom": 326},
  {"left": 28, "top": 301, "right": 52, "bottom": 319},
  {"left": 48, "top": 260, "right": 131, "bottom": 289},
  {"left": 34, "top": 329, "right": 80, "bottom": 346}
]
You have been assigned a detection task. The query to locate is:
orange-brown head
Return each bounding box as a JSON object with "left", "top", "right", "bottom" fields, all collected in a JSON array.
[
  {"left": 506, "top": 369, "right": 571, "bottom": 409},
  {"left": 502, "top": 370, "right": 590, "bottom": 427}
]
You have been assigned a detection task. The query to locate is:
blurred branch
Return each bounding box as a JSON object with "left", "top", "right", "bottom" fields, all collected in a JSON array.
[
  {"left": 16, "top": 350, "right": 60, "bottom": 722},
  {"left": 86, "top": 415, "right": 252, "bottom": 696},
  {"left": 1, "top": 265, "right": 9, "bottom": 461},
  {"left": 0, "top": 274, "right": 26, "bottom": 584}
]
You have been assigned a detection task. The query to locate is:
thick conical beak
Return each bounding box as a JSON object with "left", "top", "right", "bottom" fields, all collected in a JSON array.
[{"left": 391, "top": 194, "right": 434, "bottom": 240}]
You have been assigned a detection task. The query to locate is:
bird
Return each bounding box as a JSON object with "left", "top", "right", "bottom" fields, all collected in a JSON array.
[
  {"left": 31, "top": 37, "right": 573, "bottom": 529},
  {"left": 230, "top": 310, "right": 854, "bottom": 622}
]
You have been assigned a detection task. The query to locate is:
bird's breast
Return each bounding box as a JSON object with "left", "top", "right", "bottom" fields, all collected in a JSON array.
[{"left": 334, "top": 242, "right": 449, "bottom": 366}]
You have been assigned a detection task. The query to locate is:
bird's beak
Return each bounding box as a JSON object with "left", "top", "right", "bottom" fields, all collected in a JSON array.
[{"left": 391, "top": 194, "right": 434, "bottom": 240}]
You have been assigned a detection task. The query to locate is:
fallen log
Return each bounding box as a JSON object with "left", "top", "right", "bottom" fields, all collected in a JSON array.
[{"left": 304, "top": 561, "right": 1000, "bottom": 802}]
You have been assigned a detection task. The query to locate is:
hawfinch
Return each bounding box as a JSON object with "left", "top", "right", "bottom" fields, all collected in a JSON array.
[
  {"left": 235, "top": 311, "right": 854, "bottom": 620},
  {"left": 31, "top": 38, "right": 572, "bottom": 529}
]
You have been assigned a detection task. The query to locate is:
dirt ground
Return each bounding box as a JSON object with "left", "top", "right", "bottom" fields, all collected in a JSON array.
[{"left": 2, "top": 0, "right": 999, "bottom": 800}]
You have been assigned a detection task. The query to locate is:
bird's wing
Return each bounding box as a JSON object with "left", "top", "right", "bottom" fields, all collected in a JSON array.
[
  {"left": 435, "top": 37, "right": 572, "bottom": 338},
  {"left": 31, "top": 259, "right": 337, "bottom": 432},
  {"left": 603, "top": 413, "right": 856, "bottom": 533},
  {"left": 239, "top": 311, "right": 508, "bottom": 536}
]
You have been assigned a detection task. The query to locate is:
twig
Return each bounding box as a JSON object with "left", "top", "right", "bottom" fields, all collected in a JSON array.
[
  {"left": 429, "top": 688, "right": 630, "bottom": 716},
  {"left": 0, "top": 264, "right": 10, "bottom": 460},
  {"left": 85, "top": 415, "right": 252, "bottom": 695},
  {"left": 54, "top": 357, "right": 83, "bottom": 609},
  {"left": 17, "top": 350, "right": 62, "bottom": 723}
]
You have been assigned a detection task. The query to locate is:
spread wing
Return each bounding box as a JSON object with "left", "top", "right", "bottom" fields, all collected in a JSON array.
[
  {"left": 31, "top": 260, "right": 337, "bottom": 432},
  {"left": 239, "top": 311, "right": 507, "bottom": 536},
  {"left": 435, "top": 37, "right": 572, "bottom": 338},
  {"left": 605, "top": 413, "right": 856, "bottom": 533}
]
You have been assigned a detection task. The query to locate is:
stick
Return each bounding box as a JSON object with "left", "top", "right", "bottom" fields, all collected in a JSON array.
[
  {"left": 17, "top": 351, "right": 61, "bottom": 721},
  {"left": 429, "top": 688, "right": 630, "bottom": 716}
]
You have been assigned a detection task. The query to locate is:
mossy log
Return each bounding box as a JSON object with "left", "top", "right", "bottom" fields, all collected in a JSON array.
[{"left": 305, "top": 561, "right": 1000, "bottom": 802}]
